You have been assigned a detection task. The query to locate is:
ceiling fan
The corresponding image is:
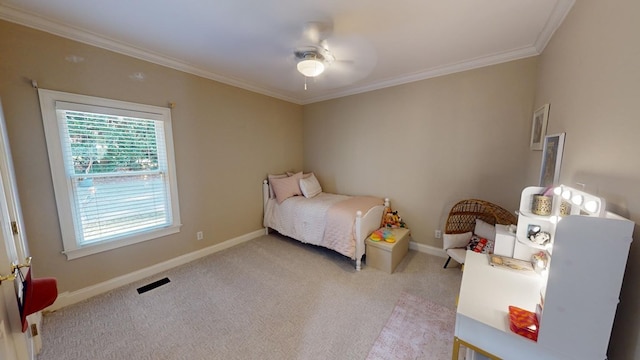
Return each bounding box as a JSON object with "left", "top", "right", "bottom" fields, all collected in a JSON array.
[
  {"left": 293, "top": 22, "right": 340, "bottom": 88},
  {"left": 294, "top": 47, "right": 334, "bottom": 78},
  {"left": 292, "top": 21, "right": 376, "bottom": 90}
]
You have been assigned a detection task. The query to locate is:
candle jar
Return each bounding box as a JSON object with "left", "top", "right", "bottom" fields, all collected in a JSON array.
[{"left": 531, "top": 195, "right": 552, "bottom": 216}]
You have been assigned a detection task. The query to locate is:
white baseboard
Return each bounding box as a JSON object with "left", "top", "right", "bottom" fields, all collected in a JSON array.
[
  {"left": 409, "top": 241, "right": 447, "bottom": 258},
  {"left": 48, "top": 232, "right": 447, "bottom": 312},
  {"left": 47, "top": 229, "right": 264, "bottom": 311}
]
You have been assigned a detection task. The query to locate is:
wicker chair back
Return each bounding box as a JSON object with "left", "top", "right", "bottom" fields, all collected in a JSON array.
[{"left": 444, "top": 199, "right": 516, "bottom": 235}]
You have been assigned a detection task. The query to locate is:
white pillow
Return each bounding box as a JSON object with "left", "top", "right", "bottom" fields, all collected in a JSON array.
[
  {"left": 300, "top": 173, "right": 322, "bottom": 198},
  {"left": 474, "top": 219, "right": 496, "bottom": 241},
  {"left": 443, "top": 232, "right": 473, "bottom": 250}
]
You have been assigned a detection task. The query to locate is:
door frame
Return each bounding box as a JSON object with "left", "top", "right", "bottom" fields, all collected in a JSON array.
[{"left": 0, "top": 99, "right": 35, "bottom": 359}]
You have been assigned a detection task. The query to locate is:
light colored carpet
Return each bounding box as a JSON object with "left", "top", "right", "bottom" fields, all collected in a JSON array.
[
  {"left": 37, "top": 234, "right": 462, "bottom": 360},
  {"left": 366, "top": 292, "right": 455, "bottom": 360}
]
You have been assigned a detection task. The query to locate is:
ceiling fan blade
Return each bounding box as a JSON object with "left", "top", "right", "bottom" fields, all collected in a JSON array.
[
  {"left": 324, "top": 35, "right": 375, "bottom": 67},
  {"left": 302, "top": 21, "right": 333, "bottom": 44}
]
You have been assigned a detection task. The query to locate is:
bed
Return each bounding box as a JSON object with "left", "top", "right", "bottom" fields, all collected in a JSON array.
[{"left": 262, "top": 173, "right": 388, "bottom": 270}]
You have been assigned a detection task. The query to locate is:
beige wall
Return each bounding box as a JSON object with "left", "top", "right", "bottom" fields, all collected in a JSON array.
[
  {"left": 0, "top": 20, "right": 303, "bottom": 292},
  {"left": 3, "top": 3, "right": 639, "bottom": 356},
  {"left": 303, "top": 58, "right": 537, "bottom": 248},
  {"left": 527, "top": 1, "right": 640, "bottom": 358}
]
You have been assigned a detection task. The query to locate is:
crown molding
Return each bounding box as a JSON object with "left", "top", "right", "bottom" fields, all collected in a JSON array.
[
  {"left": 0, "top": 4, "right": 300, "bottom": 104},
  {"left": 301, "top": 0, "right": 575, "bottom": 105},
  {"left": 533, "top": 0, "right": 576, "bottom": 52},
  {"left": 299, "top": 45, "right": 540, "bottom": 105},
  {"left": 1, "top": 1, "right": 574, "bottom": 106}
]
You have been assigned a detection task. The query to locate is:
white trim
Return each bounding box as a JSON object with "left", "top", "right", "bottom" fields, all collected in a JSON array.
[
  {"left": 63, "top": 225, "right": 182, "bottom": 260},
  {"left": 533, "top": 0, "right": 576, "bottom": 52},
  {"left": 0, "top": 2, "right": 574, "bottom": 105},
  {"left": 38, "top": 88, "right": 182, "bottom": 259},
  {"left": 47, "top": 229, "right": 264, "bottom": 311},
  {"left": 0, "top": 4, "right": 299, "bottom": 105},
  {"left": 299, "top": 45, "right": 540, "bottom": 105},
  {"left": 47, "top": 232, "right": 445, "bottom": 311},
  {"left": 409, "top": 241, "right": 447, "bottom": 258}
]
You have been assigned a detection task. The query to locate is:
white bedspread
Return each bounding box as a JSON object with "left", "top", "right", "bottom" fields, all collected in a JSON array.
[
  {"left": 264, "top": 192, "right": 384, "bottom": 259},
  {"left": 264, "top": 192, "right": 349, "bottom": 249},
  {"left": 320, "top": 195, "right": 384, "bottom": 258}
]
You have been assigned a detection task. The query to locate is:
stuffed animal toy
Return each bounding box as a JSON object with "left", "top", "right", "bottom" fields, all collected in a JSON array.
[{"left": 381, "top": 207, "right": 406, "bottom": 228}]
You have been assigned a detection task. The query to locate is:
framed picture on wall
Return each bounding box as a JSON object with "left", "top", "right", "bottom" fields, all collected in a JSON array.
[
  {"left": 539, "top": 133, "right": 566, "bottom": 187},
  {"left": 530, "top": 104, "right": 550, "bottom": 150}
]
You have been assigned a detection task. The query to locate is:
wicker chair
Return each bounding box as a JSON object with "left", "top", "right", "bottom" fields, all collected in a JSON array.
[{"left": 443, "top": 199, "right": 517, "bottom": 268}]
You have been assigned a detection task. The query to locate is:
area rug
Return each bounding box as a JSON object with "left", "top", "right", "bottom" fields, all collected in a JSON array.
[{"left": 366, "top": 292, "right": 456, "bottom": 360}]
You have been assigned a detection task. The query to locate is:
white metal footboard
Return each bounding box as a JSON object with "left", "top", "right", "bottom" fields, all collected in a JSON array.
[
  {"left": 262, "top": 180, "right": 270, "bottom": 234},
  {"left": 354, "top": 198, "right": 389, "bottom": 270}
]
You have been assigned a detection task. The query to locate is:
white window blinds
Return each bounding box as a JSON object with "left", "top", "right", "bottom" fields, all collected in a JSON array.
[
  {"left": 56, "top": 103, "right": 171, "bottom": 245},
  {"left": 39, "top": 89, "right": 181, "bottom": 259}
]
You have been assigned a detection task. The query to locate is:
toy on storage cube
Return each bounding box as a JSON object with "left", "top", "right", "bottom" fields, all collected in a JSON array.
[
  {"left": 381, "top": 206, "right": 406, "bottom": 228},
  {"left": 369, "top": 228, "right": 396, "bottom": 243}
]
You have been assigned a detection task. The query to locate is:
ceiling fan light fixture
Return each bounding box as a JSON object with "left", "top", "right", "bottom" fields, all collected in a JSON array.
[{"left": 297, "top": 59, "right": 325, "bottom": 77}]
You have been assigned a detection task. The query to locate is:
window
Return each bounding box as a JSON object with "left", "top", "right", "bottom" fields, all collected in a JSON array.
[{"left": 38, "top": 89, "right": 181, "bottom": 260}]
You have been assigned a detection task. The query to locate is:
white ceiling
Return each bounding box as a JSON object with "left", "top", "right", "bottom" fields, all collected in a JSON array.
[{"left": 0, "top": 0, "right": 574, "bottom": 104}]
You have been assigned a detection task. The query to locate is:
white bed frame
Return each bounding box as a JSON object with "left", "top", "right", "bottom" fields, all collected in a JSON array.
[{"left": 262, "top": 180, "right": 389, "bottom": 270}]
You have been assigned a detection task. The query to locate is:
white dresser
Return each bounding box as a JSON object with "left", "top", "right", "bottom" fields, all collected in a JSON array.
[{"left": 453, "top": 185, "right": 634, "bottom": 360}]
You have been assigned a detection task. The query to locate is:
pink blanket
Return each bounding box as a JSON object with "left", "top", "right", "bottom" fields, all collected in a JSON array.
[{"left": 320, "top": 196, "right": 384, "bottom": 258}]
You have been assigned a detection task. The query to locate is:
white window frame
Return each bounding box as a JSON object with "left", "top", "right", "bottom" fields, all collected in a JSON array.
[{"left": 38, "top": 89, "right": 182, "bottom": 260}]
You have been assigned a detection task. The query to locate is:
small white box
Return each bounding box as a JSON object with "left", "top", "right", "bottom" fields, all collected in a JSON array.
[
  {"left": 494, "top": 224, "right": 516, "bottom": 257},
  {"left": 365, "top": 228, "right": 411, "bottom": 273}
]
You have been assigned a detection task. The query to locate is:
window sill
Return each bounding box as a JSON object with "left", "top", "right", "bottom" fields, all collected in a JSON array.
[{"left": 62, "top": 224, "right": 182, "bottom": 260}]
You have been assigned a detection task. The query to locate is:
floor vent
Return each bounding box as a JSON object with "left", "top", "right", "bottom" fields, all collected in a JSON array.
[{"left": 137, "top": 277, "right": 170, "bottom": 294}]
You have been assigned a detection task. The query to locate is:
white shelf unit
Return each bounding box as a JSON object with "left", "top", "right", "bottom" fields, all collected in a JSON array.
[
  {"left": 514, "top": 185, "right": 634, "bottom": 359},
  {"left": 514, "top": 186, "right": 555, "bottom": 260}
]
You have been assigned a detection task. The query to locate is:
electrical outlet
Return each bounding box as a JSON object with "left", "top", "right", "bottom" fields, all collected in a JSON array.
[
  {"left": 435, "top": 229, "right": 442, "bottom": 239},
  {"left": 196, "top": 231, "right": 203, "bottom": 241}
]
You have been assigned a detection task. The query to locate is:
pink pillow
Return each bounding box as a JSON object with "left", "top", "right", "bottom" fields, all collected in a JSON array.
[
  {"left": 287, "top": 171, "right": 313, "bottom": 179},
  {"left": 267, "top": 173, "right": 288, "bottom": 199},
  {"left": 271, "top": 172, "right": 302, "bottom": 204}
]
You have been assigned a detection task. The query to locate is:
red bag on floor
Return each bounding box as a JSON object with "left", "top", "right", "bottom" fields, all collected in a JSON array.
[{"left": 20, "top": 268, "right": 58, "bottom": 332}]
